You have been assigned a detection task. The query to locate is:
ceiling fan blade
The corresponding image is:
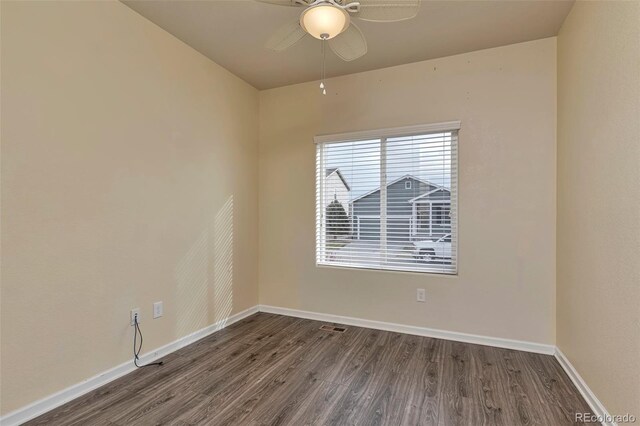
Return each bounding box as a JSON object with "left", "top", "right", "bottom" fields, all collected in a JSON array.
[
  {"left": 328, "top": 23, "right": 367, "bottom": 61},
  {"left": 265, "top": 19, "right": 308, "bottom": 51},
  {"left": 353, "top": 0, "right": 420, "bottom": 22},
  {"left": 255, "top": 0, "right": 309, "bottom": 6}
]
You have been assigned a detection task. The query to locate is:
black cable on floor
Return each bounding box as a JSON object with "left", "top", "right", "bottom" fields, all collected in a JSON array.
[{"left": 133, "top": 315, "right": 163, "bottom": 368}]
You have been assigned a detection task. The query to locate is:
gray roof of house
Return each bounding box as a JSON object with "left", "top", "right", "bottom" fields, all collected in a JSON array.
[
  {"left": 325, "top": 168, "right": 350, "bottom": 191},
  {"left": 350, "top": 174, "right": 448, "bottom": 203}
]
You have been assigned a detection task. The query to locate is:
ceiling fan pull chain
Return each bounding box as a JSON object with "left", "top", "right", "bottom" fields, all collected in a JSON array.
[{"left": 320, "top": 36, "right": 327, "bottom": 94}]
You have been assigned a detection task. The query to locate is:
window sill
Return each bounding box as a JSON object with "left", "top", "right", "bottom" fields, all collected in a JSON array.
[{"left": 315, "top": 262, "right": 458, "bottom": 277}]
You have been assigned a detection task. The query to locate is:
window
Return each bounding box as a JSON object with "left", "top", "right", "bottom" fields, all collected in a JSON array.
[{"left": 315, "top": 122, "right": 459, "bottom": 275}]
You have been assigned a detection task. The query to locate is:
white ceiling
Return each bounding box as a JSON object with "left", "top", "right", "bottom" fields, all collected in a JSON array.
[{"left": 123, "top": 0, "right": 574, "bottom": 90}]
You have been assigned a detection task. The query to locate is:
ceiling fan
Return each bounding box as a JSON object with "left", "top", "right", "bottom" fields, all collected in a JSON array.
[{"left": 258, "top": 0, "right": 421, "bottom": 62}]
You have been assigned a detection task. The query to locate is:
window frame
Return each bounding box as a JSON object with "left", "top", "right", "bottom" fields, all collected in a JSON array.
[{"left": 315, "top": 121, "right": 460, "bottom": 276}]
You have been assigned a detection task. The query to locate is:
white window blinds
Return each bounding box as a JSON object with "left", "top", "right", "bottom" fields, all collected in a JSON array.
[{"left": 316, "top": 122, "right": 459, "bottom": 275}]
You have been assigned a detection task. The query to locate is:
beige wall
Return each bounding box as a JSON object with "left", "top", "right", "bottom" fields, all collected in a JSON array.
[
  {"left": 557, "top": 0, "right": 640, "bottom": 418},
  {"left": 259, "top": 38, "right": 557, "bottom": 344},
  {"left": 0, "top": 1, "right": 259, "bottom": 414}
]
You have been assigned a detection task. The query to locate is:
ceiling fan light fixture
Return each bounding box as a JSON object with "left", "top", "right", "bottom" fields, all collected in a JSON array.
[{"left": 300, "top": 3, "right": 350, "bottom": 40}]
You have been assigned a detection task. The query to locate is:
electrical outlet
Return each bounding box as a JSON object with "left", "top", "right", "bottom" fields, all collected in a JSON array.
[
  {"left": 153, "top": 301, "right": 163, "bottom": 319},
  {"left": 130, "top": 308, "right": 141, "bottom": 326},
  {"left": 416, "top": 288, "right": 426, "bottom": 303}
]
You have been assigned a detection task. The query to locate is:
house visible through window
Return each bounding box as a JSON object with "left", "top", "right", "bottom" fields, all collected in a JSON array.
[{"left": 315, "top": 122, "right": 459, "bottom": 274}]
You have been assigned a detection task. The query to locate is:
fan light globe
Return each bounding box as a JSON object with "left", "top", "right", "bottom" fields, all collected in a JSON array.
[{"left": 300, "top": 4, "right": 350, "bottom": 40}]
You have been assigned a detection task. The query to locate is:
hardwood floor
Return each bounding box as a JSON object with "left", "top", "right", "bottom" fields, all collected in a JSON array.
[{"left": 26, "top": 313, "right": 593, "bottom": 425}]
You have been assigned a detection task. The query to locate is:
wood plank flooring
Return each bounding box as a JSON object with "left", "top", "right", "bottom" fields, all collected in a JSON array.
[{"left": 26, "top": 313, "right": 594, "bottom": 425}]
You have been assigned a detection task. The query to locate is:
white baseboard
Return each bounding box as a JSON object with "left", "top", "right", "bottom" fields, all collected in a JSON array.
[
  {"left": 555, "top": 348, "right": 615, "bottom": 426},
  {"left": 259, "top": 304, "right": 556, "bottom": 355},
  {"left": 0, "top": 305, "right": 259, "bottom": 426}
]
